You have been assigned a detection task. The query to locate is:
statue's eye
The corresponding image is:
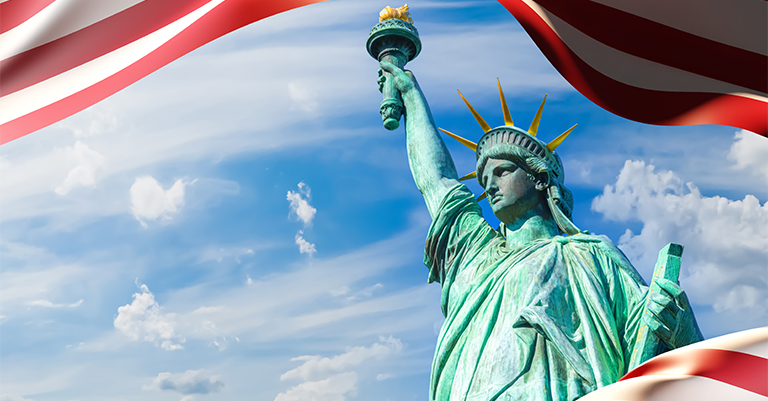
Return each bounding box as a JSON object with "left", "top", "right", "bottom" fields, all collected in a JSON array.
[{"left": 498, "top": 165, "right": 516, "bottom": 176}]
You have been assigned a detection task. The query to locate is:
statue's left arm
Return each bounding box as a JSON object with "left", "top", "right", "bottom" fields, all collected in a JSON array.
[{"left": 589, "top": 238, "right": 702, "bottom": 367}]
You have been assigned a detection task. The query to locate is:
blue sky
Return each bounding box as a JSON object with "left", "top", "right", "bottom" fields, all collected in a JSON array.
[{"left": 1, "top": 1, "right": 766, "bottom": 400}]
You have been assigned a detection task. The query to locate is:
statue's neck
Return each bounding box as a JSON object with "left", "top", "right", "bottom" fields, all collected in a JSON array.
[{"left": 500, "top": 211, "right": 560, "bottom": 250}]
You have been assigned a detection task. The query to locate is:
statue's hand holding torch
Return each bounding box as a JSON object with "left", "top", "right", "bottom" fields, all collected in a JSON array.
[{"left": 366, "top": 5, "right": 421, "bottom": 130}]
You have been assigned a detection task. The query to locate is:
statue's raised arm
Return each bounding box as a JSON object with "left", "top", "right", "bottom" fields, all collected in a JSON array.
[{"left": 378, "top": 62, "right": 460, "bottom": 217}]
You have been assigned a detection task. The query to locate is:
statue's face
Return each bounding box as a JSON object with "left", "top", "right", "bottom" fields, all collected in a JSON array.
[{"left": 482, "top": 157, "right": 541, "bottom": 224}]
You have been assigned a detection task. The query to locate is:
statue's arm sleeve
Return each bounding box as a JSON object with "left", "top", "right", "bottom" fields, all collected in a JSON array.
[
  {"left": 423, "top": 184, "right": 498, "bottom": 285},
  {"left": 592, "top": 239, "right": 650, "bottom": 367},
  {"left": 401, "top": 81, "right": 461, "bottom": 218}
]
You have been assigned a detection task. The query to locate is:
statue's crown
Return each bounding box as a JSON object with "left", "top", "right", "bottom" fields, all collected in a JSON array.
[{"left": 439, "top": 79, "right": 576, "bottom": 201}]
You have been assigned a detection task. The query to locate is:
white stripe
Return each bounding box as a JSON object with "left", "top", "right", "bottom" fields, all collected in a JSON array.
[
  {"left": 593, "top": 0, "right": 768, "bottom": 56},
  {"left": 0, "top": 0, "right": 144, "bottom": 61},
  {"left": 0, "top": 0, "right": 225, "bottom": 125},
  {"left": 683, "top": 327, "right": 768, "bottom": 359},
  {"left": 520, "top": 0, "right": 768, "bottom": 99},
  {"left": 580, "top": 375, "right": 766, "bottom": 401}
]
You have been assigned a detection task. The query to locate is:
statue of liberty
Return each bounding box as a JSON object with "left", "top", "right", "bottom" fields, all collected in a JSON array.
[{"left": 369, "top": 7, "right": 703, "bottom": 400}]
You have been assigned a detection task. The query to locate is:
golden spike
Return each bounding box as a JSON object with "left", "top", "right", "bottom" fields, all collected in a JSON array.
[
  {"left": 459, "top": 171, "right": 477, "bottom": 181},
  {"left": 546, "top": 124, "right": 577, "bottom": 152},
  {"left": 476, "top": 191, "right": 487, "bottom": 201},
  {"left": 528, "top": 94, "right": 547, "bottom": 136},
  {"left": 457, "top": 90, "right": 492, "bottom": 133},
  {"left": 497, "top": 78, "right": 514, "bottom": 127},
  {"left": 438, "top": 128, "right": 477, "bottom": 151}
]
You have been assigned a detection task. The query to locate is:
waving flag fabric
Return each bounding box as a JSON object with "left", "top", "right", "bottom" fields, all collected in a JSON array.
[
  {"left": 497, "top": 0, "right": 768, "bottom": 137},
  {"left": 0, "top": 0, "right": 325, "bottom": 145},
  {"left": 580, "top": 327, "right": 768, "bottom": 400}
]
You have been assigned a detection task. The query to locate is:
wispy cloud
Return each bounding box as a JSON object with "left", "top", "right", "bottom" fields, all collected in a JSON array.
[
  {"left": 0, "top": 394, "right": 35, "bottom": 401},
  {"left": 54, "top": 141, "right": 105, "bottom": 195},
  {"left": 275, "top": 336, "right": 402, "bottom": 401},
  {"left": 197, "top": 246, "right": 256, "bottom": 264},
  {"left": 274, "top": 372, "right": 357, "bottom": 401},
  {"left": 27, "top": 299, "right": 83, "bottom": 308},
  {"left": 153, "top": 224, "right": 436, "bottom": 344},
  {"left": 281, "top": 336, "right": 402, "bottom": 381}
]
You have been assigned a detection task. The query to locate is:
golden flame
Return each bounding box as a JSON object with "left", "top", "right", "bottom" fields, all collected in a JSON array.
[{"left": 379, "top": 4, "right": 413, "bottom": 24}]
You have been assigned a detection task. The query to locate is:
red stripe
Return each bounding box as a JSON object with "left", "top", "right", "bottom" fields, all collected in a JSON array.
[
  {"left": 0, "top": 0, "right": 56, "bottom": 34},
  {"left": 534, "top": 0, "right": 767, "bottom": 94},
  {"left": 621, "top": 348, "right": 768, "bottom": 397},
  {"left": 497, "top": 0, "right": 768, "bottom": 136},
  {"left": 0, "top": 0, "right": 327, "bottom": 145},
  {"left": 0, "top": 0, "right": 212, "bottom": 97}
]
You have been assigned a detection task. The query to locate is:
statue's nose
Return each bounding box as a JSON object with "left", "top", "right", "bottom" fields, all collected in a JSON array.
[{"left": 486, "top": 184, "right": 498, "bottom": 197}]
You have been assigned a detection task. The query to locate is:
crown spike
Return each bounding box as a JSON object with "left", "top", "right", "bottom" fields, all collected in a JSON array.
[
  {"left": 476, "top": 191, "right": 487, "bottom": 201},
  {"left": 546, "top": 124, "right": 577, "bottom": 152},
  {"left": 457, "top": 90, "right": 492, "bottom": 133},
  {"left": 497, "top": 78, "right": 514, "bottom": 127},
  {"left": 438, "top": 128, "right": 477, "bottom": 151},
  {"left": 459, "top": 171, "right": 477, "bottom": 181},
  {"left": 528, "top": 94, "right": 547, "bottom": 136}
]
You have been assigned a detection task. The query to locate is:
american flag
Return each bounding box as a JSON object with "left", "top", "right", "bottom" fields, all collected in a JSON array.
[
  {"left": 1, "top": 0, "right": 765, "bottom": 144},
  {"left": 498, "top": 0, "right": 767, "bottom": 137},
  {"left": 581, "top": 327, "right": 768, "bottom": 400},
  {"left": 0, "top": 0, "right": 325, "bottom": 145}
]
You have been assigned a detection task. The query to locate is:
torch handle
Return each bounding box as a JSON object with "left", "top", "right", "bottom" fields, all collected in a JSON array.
[{"left": 379, "top": 50, "right": 407, "bottom": 130}]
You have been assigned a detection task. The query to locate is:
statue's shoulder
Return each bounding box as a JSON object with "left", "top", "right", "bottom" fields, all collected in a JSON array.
[{"left": 549, "top": 233, "right": 636, "bottom": 271}]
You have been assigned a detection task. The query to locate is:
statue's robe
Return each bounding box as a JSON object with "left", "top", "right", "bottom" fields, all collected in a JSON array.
[{"left": 425, "top": 185, "right": 649, "bottom": 401}]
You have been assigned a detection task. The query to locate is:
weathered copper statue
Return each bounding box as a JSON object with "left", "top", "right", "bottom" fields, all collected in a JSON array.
[{"left": 368, "top": 7, "right": 703, "bottom": 401}]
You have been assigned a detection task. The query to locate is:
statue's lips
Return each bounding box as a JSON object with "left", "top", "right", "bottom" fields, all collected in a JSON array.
[{"left": 491, "top": 194, "right": 502, "bottom": 205}]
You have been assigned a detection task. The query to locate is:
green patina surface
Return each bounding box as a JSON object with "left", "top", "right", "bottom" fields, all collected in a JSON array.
[{"left": 368, "top": 13, "right": 702, "bottom": 401}]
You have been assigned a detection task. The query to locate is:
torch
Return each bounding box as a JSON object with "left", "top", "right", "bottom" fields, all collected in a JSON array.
[{"left": 366, "top": 5, "right": 421, "bottom": 130}]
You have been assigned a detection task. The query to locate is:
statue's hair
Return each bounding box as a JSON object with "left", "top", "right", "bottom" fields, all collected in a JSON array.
[{"left": 476, "top": 143, "right": 574, "bottom": 222}]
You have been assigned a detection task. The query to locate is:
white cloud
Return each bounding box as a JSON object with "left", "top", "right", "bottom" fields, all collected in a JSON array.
[
  {"left": 592, "top": 160, "right": 768, "bottom": 326},
  {"left": 281, "top": 336, "right": 402, "bottom": 381},
  {"left": 287, "top": 182, "right": 316, "bottom": 226},
  {"left": 143, "top": 370, "right": 224, "bottom": 395},
  {"left": 274, "top": 372, "right": 357, "bottom": 401},
  {"left": 295, "top": 230, "right": 316, "bottom": 256},
  {"left": 27, "top": 299, "right": 83, "bottom": 308},
  {"left": 130, "top": 176, "right": 188, "bottom": 228},
  {"left": 289, "top": 182, "right": 318, "bottom": 255},
  {"left": 114, "top": 283, "right": 184, "bottom": 350},
  {"left": 54, "top": 141, "right": 106, "bottom": 195},
  {"left": 728, "top": 129, "right": 768, "bottom": 182}
]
